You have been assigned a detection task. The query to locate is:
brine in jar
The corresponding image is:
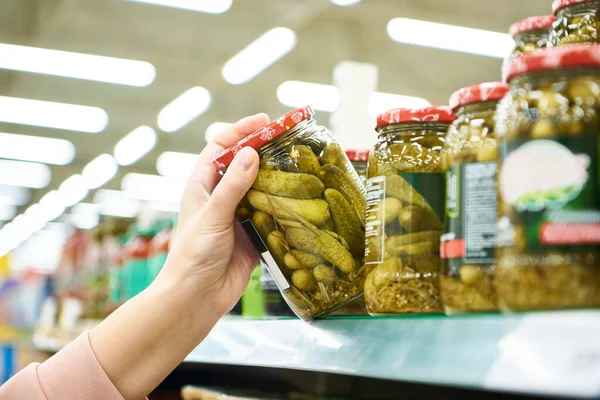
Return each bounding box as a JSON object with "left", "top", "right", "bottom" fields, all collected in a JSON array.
[
  {"left": 497, "top": 45, "right": 600, "bottom": 310},
  {"left": 441, "top": 82, "right": 508, "bottom": 314},
  {"left": 212, "top": 106, "right": 366, "bottom": 320},
  {"left": 364, "top": 106, "right": 455, "bottom": 314}
]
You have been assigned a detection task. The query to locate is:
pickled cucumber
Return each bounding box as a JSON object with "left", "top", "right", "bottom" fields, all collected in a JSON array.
[
  {"left": 253, "top": 170, "right": 324, "bottom": 199},
  {"left": 318, "top": 164, "right": 366, "bottom": 225},
  {"left": 284, "top": 250, "right": 323, "bottom": 269},
  {"left": 251, "top": 211, "right": 275, "bottom": 240},
  {"left": 290, "top": 145, "right": 321, "bottom": 174},
  {"left": 247, "top": 190, "right": 331, "bottom": 225},
  {"left": 324, "top": 189, "right": 364, "bottom": 255},
  {"left": 286, "top": 227, "right": 356, "bottom": 273}
]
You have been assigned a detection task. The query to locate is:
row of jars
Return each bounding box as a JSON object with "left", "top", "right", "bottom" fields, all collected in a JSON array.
[{"left": 210, "top": 21, "right": 600, "bottom": 322}]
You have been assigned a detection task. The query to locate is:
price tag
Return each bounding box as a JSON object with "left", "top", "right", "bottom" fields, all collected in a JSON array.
[{"left": 484, "top": 311, "right": 600, "bottom": 398}]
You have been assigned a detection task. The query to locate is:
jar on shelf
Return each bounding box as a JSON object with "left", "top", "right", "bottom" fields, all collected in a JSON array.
[
  {"left": 551, "top": 0, "right": 600, "bottom": 46},
  {"left": 212, "top": 106, "right": 366, "bottom": 320},
  {"left": 364, "top": 106, "right": 454, "bottom": 314},
  {"left": 345, "top": 148, "right": 370, "bottom": 186},
  {"left": 497, "top": 45, "right": 600, "bottom": 311},
  {"left": 440, "top": 82, "right": 508, "bottom": 314},
  {"left": 509, "top": 16, "right": 555, "bottom": 57}
]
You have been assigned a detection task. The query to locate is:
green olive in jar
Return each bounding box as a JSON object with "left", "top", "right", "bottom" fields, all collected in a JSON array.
[
  {"left": 496, "top": 45, "right": 600, "bottom": 311},
  {"left": 364, "top": 106, "right": 454, "bottom": 314},
  {"left": 212, "top": 106, "right": 367, "bottom": 320},
  {"left": 440, "top": 82, "right": 507, "bottom": 314}
]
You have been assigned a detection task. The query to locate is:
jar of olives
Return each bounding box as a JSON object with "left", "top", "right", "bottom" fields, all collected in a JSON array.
[
  {"left": 364, "top": 106, "right": 454, "bottom": 314},
  {"left": 551, "top": 0, "right": 600, "bottom": 46},
  {"left": 509, "top": 16, "right": 555, "bottom": 57},
  {"left": 212, "top": 106, "right": 366, "bottom": 320},
  {"left": 497, "top": 45, "right": 600, "bottom": 311},
  {"left": 440, "top": 82, "right": 508, "bottom": 314},
  {"left": 345, "top": 148, "right": 370, "bottom": 186}
]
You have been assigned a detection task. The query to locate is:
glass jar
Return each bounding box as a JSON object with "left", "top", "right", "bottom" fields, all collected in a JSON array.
[
  {"left": 345, "top": 148, "right": 370, "bottom": 186},
  {"left": 497, "top": 45, "right": 600, "bottom": 311},
  {"left": 212, "top": 106, "right": 366, "bottom": 320},
  {"left": 551, "top": 0, "right": 600, "bottom": 46},
  {"left": 509, "top": 16, "right": 555, "bottom": 57},
  {"left": 440, "top": 82, "right": 508, "bottom": 314},
  {"left": 364, "top": 106, "right": 454, "bottom": 314}
]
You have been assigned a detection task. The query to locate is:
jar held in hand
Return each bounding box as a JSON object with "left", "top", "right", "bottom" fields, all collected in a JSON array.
[{"left": 212, "top": 106, "right": 366, "bottom": 320}]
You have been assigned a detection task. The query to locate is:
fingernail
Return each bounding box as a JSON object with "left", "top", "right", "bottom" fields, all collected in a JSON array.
[{"left": 233, "top": 147, "right": 254, "bottom": 171}]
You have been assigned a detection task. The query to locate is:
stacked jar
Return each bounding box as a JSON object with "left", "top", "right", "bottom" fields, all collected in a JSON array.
[
  {"left": 212, "top": 106, "right": 367, "bottom": 320},
  {"left": 551, "top": 0, "right": 600, "bottom": 46},
  {"left": 497, "top": 45, "right": 600, "bottom": 310},
  {"left": 509, "top": 16, "right": 555, "bottom": 57},
  {"left": 440, "top": 82, "right": 508, "bottom": 314},
  {"left": 345, "top": 148, "right": 370, "bottom": 186},
  {"left": 364, "top": 106, "right": 454, "bottom": 314}
]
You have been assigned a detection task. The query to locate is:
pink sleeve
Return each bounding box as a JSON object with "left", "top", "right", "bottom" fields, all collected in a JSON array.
[{"left": 0, "top": 331, "right": 125, "bottom": 400}]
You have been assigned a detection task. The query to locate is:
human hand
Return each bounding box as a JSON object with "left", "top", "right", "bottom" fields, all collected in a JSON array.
[{"left": 159, "top": 113, "right": 269, "bottom": 317}]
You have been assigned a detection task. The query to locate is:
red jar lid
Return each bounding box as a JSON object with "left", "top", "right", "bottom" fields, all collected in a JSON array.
[
  {"left": 503, "top": 45, "right": 600, "bottom": 82},
  {"left": 509, "top": 16, "right": 556, "bottom": 37},
  {"left": 212, "top": 106, "right": 314, "bottom": 172},
  {"left": 449, "top": 82, "right": 509, "bottom": 111},
  {"left": 376, "top": 106, "right": 455, "bottom": 129},
  {"left": 345, "top": 148, "right": 370, "bottom": 162},
  {"left": 553, "top": 0, "right": 595, "bottom": 13}
]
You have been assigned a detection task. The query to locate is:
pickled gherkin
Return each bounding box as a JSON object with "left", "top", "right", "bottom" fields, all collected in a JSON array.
[
  {"left": 551, "top": 0, "right": 600, "bottom": 46},
  {"left": 212, "top": 106, "right": 366, "bottom": 320},
  {"left": 364, "top": 106, "right": 454, "bottom": 314},
  {"left": 509, "top": 16, "right": 554, "bottom": 57}
]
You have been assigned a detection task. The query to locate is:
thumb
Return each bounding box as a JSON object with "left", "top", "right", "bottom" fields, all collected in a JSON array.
[{"left": 205, "top": 146, "right": 259, "bottom": 229}]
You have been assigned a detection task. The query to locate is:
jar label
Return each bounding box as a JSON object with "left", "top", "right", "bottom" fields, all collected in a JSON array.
[
  {"left": 241, "top": 219, "right": 291, "bottom": 290},
  {"left": 365, "top": 173, "right": 444, "bottom": 264},
  {"left": 441, "top": 162, "right": 497, "bottom": 268},
  {"left": 497, "top": 135, "right": 600, "bottom": 250}
]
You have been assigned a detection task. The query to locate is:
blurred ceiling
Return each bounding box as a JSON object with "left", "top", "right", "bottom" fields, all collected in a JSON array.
[{"left": 0, "top": 0, "right": 551, "bottom": 216}]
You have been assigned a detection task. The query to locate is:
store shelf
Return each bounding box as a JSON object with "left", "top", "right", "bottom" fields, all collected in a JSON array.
[{"left": 185, "top": 311, "right": 600, "bottom": 399}]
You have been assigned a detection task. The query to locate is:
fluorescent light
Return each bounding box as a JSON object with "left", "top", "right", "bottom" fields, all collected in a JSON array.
[
  {"left": 0, "top": 96, "right": 108, "bottom": 133},
  {"left": 0, "top": 204, "right": 16, "bottom": 221},
  {"left": 387, "top": 18, "right": 513, "bottom": 58},
  {"left": 114, "top": 126, "right": 157, "bottom": 165},
  {"left": 0, "top": 43, "right": 156, "bottom": 86},
  {"left": 93, "top": 189, "right": 140, "bottom": 218},
  {"left": 223, "top": 27, "right": 296, "bottom": 85},
  {"left": 70, "top": 203, "right": 100, "bottom": 230},
  {"left": 0, "top": 185, "right": 30, "bottom": 206},
  {"left": 276, "top": 81, "right": 430, "bottom": 115},
  {"left": 205, "top": 122, "right": 232, "bottom": 142},
  {"left": 39, "top": 191, "right": 67, "bottom": 222},
  {"left": 58, "top": 174, "right": 89, "bottom": 207},
  {"left": 332, "top": 0, "right": 361, "bottom": 5},
  {"left": 277, "top": 81, "right": 339, "bottom": 112},
  {"left": 121, "top": 173, "right": 184, "bottom": 203},
  {"left": 369, "top": 92, "right": 431, "bottom": 115},
  {"left": 0, "top": 160, "right": 51, "bottom": 188},
  {"left": 156, "top": 151, "right": 197, "bottom": 179},
  {"left": 125, "top": 0, "right": 232, "bottom": 14},
  {"left": 157, "top": 87, "right": 211, "bottom": 132},
  {"left": 0, "top": 132, "right": 75, "bottom": 165},
  {"left": 82, "top": 154, "right": 118, "bottom": 189}
]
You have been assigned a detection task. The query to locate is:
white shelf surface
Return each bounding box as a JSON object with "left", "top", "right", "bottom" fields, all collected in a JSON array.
[{"left": 185, "top": 311, "right": 600, "bottom": 398}]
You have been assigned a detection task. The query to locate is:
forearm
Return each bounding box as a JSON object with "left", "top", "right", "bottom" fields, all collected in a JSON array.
[{"left": 90, "top": 265, "right": 221, "bottom": 400}]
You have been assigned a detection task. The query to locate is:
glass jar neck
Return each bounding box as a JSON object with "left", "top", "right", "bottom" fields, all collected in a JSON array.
[
  {"left": 455, "top": 101, "right": 499, "bottom": 120},
  {"left": 511, "top": 68, "right": 600, "bottom": 88},
  {"left": 377, "top": 122, "right": 450, "bottom": 138},
  {"left": 257, "top": 118, "right": 317, "bottom": 158},
  {"left": 558, "top": 1, "right": 600, "bottom": 18}
]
